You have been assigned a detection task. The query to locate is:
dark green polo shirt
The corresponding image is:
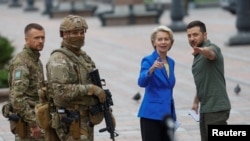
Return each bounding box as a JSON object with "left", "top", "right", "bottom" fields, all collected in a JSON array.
[{"left": 192, "top": 40, "right": 231, "bottom": 113}]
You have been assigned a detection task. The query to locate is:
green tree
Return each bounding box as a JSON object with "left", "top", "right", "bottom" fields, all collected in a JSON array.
[{"left": 0, "top": 35, "right": 15, "bottom": 88}]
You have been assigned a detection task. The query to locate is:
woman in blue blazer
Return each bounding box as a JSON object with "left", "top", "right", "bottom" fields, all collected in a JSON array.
[{"left": 137, "top": 25, "right": 176, "bottom": 141}]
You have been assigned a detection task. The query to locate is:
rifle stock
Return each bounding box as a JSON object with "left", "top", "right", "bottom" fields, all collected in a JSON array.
[{"left": 89, "top": 69, "right": 118, "bottom": 141}]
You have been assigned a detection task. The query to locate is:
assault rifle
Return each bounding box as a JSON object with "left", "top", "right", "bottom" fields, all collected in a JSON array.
[{"left": 89, "top": 69, "right": 118, "bottom": 141}]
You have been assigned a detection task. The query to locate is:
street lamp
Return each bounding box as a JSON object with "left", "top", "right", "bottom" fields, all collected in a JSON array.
[
  {"left": 24, "top": 0, "right": 38, "bottom": 11},
  {"left": 9, "top": 0, "right": 21, "bottom": 7},
  {"left": 227, "top": 0, "right": 250, "bottom": 46},
  {"left": 42, "top": 0, "right": 53, "bottom": 15},
  {"left": 168, "top": 0, "right": 186, "bottom": 32}
]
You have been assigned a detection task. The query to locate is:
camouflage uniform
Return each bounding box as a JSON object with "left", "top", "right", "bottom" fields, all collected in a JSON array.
[
  {"left": 8, "top": 46, "right": 45, "bottom": 141},
  {"left": 46, "top": 15, "right": 104, "bottom": 141}
]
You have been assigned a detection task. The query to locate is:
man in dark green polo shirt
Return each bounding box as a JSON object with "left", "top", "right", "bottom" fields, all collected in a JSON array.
[{"left": 186, "top": 20, "right": 231, "bottom": 141}]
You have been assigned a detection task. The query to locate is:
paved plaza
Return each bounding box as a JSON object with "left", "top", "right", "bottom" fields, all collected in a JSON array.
[{"left": 0, "top": 1, "right": 250, "bottom": 141}]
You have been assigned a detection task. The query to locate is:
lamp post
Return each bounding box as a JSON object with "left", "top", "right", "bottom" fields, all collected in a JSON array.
[
  {"left": 9, "top": 0, "right": 21, "bottom": 7},
  {"left": 24, "top": 0, "right": 38, "bottom": 11},
  {"left": 168, "top": 0, "right": 186, "bottom": 32},
  {"left": 70, "top": 0, "right": 76, "bottom": 13},
  {"left": 0, "top": 0, "right": 8, "bottom": 4},
  {"left": 227, "top": 0, "right": 250, "bottom": 46},
  {"left": 42, "top": 0, "right": 53, "bottom": 15}
]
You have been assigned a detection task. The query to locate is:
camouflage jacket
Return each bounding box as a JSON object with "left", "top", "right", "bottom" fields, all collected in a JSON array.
[
  {"left": 46, "top": 47, "right": 98, "bottom": 109},
  {"left": 8, "top": 46, "right": 44, "bottom": 126}
]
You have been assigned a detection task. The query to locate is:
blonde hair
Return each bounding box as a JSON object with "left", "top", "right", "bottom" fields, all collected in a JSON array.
[{"left": 151, "top": 25, "right": 174, "bottom": 49}]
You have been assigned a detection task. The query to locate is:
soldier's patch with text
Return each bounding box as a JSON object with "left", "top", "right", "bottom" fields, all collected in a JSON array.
[{"left": 14, "top": 70, "right": 22, "bottom": 80}]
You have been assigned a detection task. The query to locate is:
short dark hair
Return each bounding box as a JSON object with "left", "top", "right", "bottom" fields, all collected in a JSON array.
[
  {"left": 186, "top": 20, "right": 206, "bottom": 33},
  {"left": 24, "top": 23, "right": 44, "bottom": 35}
]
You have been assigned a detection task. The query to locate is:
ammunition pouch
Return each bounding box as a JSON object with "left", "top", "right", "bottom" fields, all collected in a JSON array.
[{"left": 35, "top": 102, "right": 50, "bottom": 129}]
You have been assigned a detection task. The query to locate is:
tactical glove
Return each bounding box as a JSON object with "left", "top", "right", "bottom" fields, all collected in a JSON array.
[{"left": 87, "top": 84, "right": 106, "bottom": 103}]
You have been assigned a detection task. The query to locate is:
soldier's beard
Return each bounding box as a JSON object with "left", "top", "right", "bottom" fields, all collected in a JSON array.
[{"left": 65, "top": 36, "right": 84, "bottom": 50}]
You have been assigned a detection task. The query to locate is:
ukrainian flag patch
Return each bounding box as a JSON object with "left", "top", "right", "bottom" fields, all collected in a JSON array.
[{"left": 14, "top": 70, "right": 21, "bottom": 80}]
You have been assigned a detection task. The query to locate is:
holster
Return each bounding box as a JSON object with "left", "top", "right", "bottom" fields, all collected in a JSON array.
[
  {"left": 8, "top": 113, "right": 26, "bottom": 139},
  {"left": 45, "top": 127, "right": 60, "bottom": 141},
  {"left": 16, "top": 119, "right": 27, "bottom": 139},
  {"left": 58, "top": 109, "right": 81, "bottom": 139},
  {"left": 69, "top": 120, "right": 80, "bottom": 139}
]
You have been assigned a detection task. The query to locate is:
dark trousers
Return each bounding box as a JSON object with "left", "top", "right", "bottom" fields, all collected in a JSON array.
[
  {"left": 200, "top": 110, "right": 230, "bottom": 141},
  {"left": 140, "top": 118, "right": 171, "bottom": 141}
]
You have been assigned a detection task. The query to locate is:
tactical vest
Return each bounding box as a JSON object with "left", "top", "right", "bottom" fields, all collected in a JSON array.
[{"left": 48, "top": 47, "right": 99, "bottom": 108}]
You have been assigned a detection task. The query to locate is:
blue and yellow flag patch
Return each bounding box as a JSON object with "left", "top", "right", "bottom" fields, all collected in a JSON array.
[{"left": 14, "top": 70, "right": 21, "bottom": 80}]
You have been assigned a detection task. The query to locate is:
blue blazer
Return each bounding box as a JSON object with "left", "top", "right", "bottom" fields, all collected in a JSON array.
[{"left": 137, "top": 51, "right": 176, "bottom": 121}]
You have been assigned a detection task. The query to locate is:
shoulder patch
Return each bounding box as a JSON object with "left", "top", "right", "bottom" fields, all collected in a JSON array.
[{"left": 14, "top": 70, "right": 22, "bottom": 80}]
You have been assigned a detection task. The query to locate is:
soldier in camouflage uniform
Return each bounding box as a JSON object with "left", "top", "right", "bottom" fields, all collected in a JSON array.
[
  {"left": 46, "top": 15, "right": 106, "bottom": 141},
  {"left": 8, "top": 23, "right": 46, "bottom": 141}
]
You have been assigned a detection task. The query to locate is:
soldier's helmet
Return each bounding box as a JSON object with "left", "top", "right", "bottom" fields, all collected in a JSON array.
[{"left": 60, "top": 15, "right": 88, "bottom": 37}]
